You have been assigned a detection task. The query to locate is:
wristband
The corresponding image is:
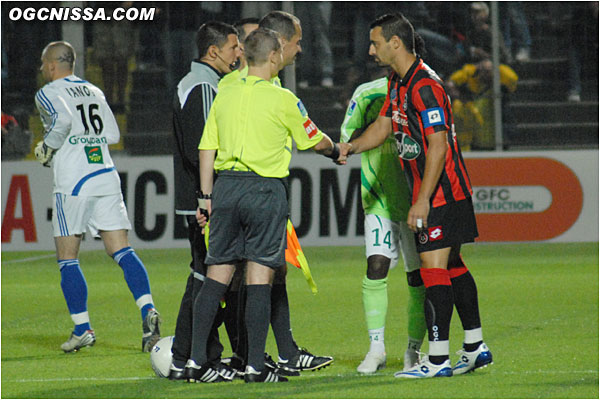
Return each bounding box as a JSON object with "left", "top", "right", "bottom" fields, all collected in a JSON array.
[
  {"left": 196, "top": 190, "right": 212, "bottom": 200},
  {"left": 326, "top": 143, "right": 340, "bottom": 160}
]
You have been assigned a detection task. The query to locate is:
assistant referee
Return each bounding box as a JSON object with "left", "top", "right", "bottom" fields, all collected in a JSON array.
[{"left": 187, "top": 28, "right": 339, "bottom": 384}]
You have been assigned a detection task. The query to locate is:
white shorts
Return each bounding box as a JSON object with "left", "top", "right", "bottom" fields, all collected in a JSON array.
[
  {"left": 52, "top": 193, "right": 132, "bottom": 238},
  {"left": 364, "top": 213, "right": 421, "bottom": 272}
]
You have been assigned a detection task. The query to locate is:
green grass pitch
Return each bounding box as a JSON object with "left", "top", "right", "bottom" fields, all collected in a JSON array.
[{"left": 2, "top": 243, "right": 598, "bottom": 398}]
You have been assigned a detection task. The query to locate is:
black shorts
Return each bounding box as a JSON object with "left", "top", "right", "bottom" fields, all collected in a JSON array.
[
  {"left": 415, "top": 197, "right": 478, "bottom": 253},
  {"left": 205, "top": 171, "right": 287, "bottom": 269}
]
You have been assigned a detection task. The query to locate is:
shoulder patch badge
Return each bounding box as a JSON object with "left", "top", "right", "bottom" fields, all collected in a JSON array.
[
  {"left": 421, "top": 107, "right": 445, "bottom": 128},
  {"left": 297, "top": 100, "right": 308, "bottom": 117},
  {"left": 347, "top": 100, "right": 357, "bottom": 116}
]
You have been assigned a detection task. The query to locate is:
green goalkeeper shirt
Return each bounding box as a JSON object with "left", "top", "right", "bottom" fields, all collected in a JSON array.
[{"left": 340, "top": 77, "right": 411, "bottom": 221}]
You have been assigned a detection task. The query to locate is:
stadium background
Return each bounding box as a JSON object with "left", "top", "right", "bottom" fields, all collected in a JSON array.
[
  {"left": 1, "top": 1, "right": 598, "bottom": 248},
  {"left": 1, "top": 2, "right": 598, "bottom": 398}
]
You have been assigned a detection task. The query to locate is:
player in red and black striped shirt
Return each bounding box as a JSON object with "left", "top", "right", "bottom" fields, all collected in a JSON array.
[{"left": 337, "top": 13, "right": 492, "bottom": 379}]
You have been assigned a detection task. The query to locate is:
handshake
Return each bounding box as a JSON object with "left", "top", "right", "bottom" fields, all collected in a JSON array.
[{"left": 325, "top": 142, "right": 354, "bottom": 165}]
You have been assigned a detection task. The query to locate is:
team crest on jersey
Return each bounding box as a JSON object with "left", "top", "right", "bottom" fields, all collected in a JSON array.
[
  {"left": 421, "top": 107, "right": 445, "bottom": 128},
  {"left": 347, "top": 100, "right": 357, "bottom": 116},
  {"left": 85, "top": 146, "right": 103, "bottom": 164},
  {"left": 303, "top": 118, "right": 318, "bottom": 139},
  {"left": 297, "top": 100, "right": 308, "bottom": 117},
  {"left": 394, "top": 132, "right": 421, "bottom": 160},
  {"left": 418, "top": 231, "right": 428, "bottom": 244}
]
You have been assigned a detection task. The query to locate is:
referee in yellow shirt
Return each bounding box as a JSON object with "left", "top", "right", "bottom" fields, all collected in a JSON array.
[{"left": 186, "top": 28, "right": 339, "bottom": 383}]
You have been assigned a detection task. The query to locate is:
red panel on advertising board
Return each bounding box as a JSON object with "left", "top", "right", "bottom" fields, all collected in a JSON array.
[{"left": 465, "top": 158, "right": 583, "bottom": 241}]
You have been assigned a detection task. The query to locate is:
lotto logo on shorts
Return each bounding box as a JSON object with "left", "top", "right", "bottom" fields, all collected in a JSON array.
[
  {"left": 428, "top": 226, "right": 443, "bottom": 241},
  {"left": 303, "top": 118, "right": 318, "bottom": 139}
]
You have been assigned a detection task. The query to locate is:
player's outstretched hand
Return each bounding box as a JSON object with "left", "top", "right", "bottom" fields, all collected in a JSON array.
[{"left": 34, "top": 141, "right": 56, "bottom": 167}]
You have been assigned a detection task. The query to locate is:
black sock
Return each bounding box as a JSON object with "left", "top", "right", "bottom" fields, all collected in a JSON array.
[
  {"left": 245, "top": 284, "right": 271, "bottom": 371},
  {"left": 271, "top": 284, "right": 297, "bottom": 360},
  {"left": 172, "top": 272, "right": 195, "bottom": 365},
  {"left": 424, "top": 285, "right": 454, "bottom": 344},
  {"left": 235, "top": 284, "right": 248, "bottom": 363},
  {"left": 190, "top": 278, "right": 228, "bottom": 365},
  {"left": 464, "top": 341, "right": 483, "bottom": 352},
  {"left": 223, "top": 289, "right": 240, "bottom": 351},
  {"left": 429, "top": 355, "right": 449, "bottom": 365},
  {"left": 450, "top": 270, "right": 482, "bottom": 331}
]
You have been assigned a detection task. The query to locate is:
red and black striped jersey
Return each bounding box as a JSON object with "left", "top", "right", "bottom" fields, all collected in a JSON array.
[{"left": 380, "top": 58, "right": 473, "bottom": 208}]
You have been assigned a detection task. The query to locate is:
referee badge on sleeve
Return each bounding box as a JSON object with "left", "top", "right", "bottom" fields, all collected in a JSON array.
[
  {"left": 303, "top": 118, "right": 318, "bottom": 139},
  {"left": 297, "top": 100, "right": 308, "bottom": 117}
]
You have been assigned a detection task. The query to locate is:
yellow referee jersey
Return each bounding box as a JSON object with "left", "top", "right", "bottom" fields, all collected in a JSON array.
[
  {"left": 199, "top": 75, "right": 324, "bottom": 178},
  {"left": 218, "top": 66, "right": 282, "bottom": 90}
]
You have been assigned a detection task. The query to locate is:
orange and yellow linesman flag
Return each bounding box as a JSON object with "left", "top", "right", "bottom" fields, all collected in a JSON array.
[{"left": 285, "top": 219, "right": 318, "bottom": 294}]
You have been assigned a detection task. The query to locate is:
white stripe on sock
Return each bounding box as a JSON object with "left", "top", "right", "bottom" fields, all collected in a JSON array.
[
  {"left": 135, "top": 294, "right": 153, "bottom": 309},
  {"left": 464, "top": 327, "right": 483, "bottom": 344},
  {"left": 113, "top": 248, "right": 133, "bottom": 264},
  {"left": 428, "top": 340, "right": 449, "bottom": 356},
  {"left": 71, "top": 311, "right": 90, "bottom": 325},
  {"left": 193, "top": 272, "right": 205, "bottom": 281}
]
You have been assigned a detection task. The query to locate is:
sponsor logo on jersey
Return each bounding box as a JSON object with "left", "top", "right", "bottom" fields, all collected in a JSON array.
[
  {"left": 390, "top": 89, "right": 397, "bottom": 103},
  {"left": 297, "top": 100, "right": 308, "bottom": 117},
  {"left": 85, "top": 146, "right": 103, "bottom": 163},
  {"left": 68, "top": 136, "right": 108, "bottom": 145},
  {"left": 347, "top": 100, "right": 357, "bottom": 116},
  {"left": 394, "top": 132, "right": 421, "bottom": 160},
  {"left": 403, "top": 93, "right": 408, "bottom": 111},
  {"left": 303, "top": 118, "right": 318, "bottom": 139},
  {"left": 392, "top": 110, "right": 408, "bottom": 126},
  {"left": 421, "top": 107, "right": 445, "bottom": 128},
  {"left": 428, "top": 226, "right": 443, "bottom": 241}
]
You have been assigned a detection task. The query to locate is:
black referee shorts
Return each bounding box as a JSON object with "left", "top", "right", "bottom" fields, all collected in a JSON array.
[
  {"left": 416, "top": 197, "right": 478, "bottom": 253},
  {"left": 205, "top": 171, "right": 287, "bottom": 269}
]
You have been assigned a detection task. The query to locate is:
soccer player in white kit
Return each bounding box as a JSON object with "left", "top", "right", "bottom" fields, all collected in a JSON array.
[{"left": 34, "top": 41, "right": 161, "bottom": 353}]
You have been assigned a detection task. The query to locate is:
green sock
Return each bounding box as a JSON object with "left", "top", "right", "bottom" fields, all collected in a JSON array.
[
  {"left": 407, "top": 284, "right": 427, "bottom": 341},
  {"left": 362, "top": 276, "right": 388, "bottom": 330}
]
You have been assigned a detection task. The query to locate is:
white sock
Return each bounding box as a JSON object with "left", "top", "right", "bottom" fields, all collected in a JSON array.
[
  {"left": 464, "top": 327, "right": 483, "bottom": 345},
  {"left": 368, "top": 327, "right": 385, "bottom": 354}
]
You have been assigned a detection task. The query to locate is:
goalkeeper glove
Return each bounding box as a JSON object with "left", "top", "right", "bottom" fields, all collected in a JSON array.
[{"left": 34, "top": 141, "right": 56, "bottom": 167}]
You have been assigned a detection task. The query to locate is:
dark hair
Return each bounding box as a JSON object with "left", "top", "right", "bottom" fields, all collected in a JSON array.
[
  {"left": 196, "top": 21, "right": 238, "bottom": 58},
  {"left": 370, "top": 13, "right": 425, "bottom": 56},
  {"left": 234, "top": 17, "right": 260, "bottom": 42},
  {"left": 258, "top": 11, "right": 299, "bottom": 41},
  {"left": 244, "top": 28, "right": 281, "bottom": 66}
]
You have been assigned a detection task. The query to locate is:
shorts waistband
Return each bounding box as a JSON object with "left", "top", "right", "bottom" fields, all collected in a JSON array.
[
  {"left": 218, "top": 170, "right": 261, "bottom": 178},
  {"left": 217, "top": 170, "right": 285, "bottom": 181}
]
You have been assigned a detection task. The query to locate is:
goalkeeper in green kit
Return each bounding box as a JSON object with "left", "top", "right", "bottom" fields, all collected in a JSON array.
[{"left": 340, "top": 72, "right": 426, "bottom": 374}]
